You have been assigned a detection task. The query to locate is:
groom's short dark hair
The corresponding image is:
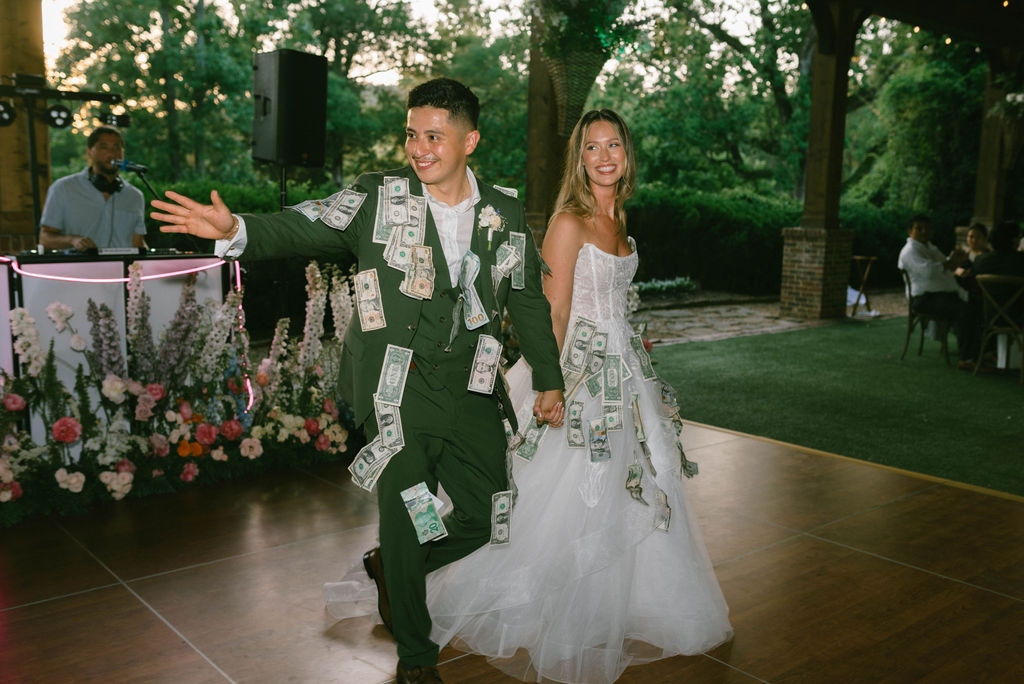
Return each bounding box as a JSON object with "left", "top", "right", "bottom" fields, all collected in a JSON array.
[{"left": 407, "top": 78, "right": 479, "bottom": 130}]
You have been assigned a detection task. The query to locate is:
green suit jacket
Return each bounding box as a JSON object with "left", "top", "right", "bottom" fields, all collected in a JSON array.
[{"left": 239, "top": 166, "right": 563, "bottom": 429}]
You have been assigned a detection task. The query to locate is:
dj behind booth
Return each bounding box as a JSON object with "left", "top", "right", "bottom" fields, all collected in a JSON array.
[{"left": 38, "top": 125, "right": 148, "bottom": 252}]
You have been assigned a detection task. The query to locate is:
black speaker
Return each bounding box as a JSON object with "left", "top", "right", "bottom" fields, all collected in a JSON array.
[{"left": 252, "top": 49, "right": 327, "bottom": 167}]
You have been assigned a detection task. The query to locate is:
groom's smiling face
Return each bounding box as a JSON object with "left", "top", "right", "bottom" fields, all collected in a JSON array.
[{"left": 405, "top": 106, "right": 479, "bottom": 200}]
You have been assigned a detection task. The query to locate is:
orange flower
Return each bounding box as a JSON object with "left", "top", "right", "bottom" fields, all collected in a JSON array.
[
  {"left": 193, "top": 413, "right": 205, "bottom": 424},
  {"left": 189, "top": 441, "right": 203, "bottom": 457},
  {"left": 177, "top": 439, "right": 191, "bottom": 457}
]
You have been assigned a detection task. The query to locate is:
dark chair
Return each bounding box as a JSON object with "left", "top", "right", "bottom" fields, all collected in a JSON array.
[
  {"left": 973, "top": 274, "right": 1024, "bottom": 384},
  {"left": 899, "top": 269, "right": 952, "bottom": 365}
]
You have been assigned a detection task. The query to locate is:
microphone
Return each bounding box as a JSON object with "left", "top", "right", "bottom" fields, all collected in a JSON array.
[{"left": 113, "top": 159, "right": 149, "bottom": 173}]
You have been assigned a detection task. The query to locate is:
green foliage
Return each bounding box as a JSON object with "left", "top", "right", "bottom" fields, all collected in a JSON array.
[{"left": 635, "top": 276, "right": 696, "bottom": 297}]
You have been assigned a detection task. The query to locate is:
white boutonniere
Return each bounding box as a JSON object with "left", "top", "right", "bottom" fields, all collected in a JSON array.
[{"left": 478, "top": 204, "right": 504, "bottom": 250}]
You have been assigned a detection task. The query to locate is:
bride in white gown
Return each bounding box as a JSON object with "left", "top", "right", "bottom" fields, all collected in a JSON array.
[{"left": 422, "top": 110, "right": 732, "bottom": 683}]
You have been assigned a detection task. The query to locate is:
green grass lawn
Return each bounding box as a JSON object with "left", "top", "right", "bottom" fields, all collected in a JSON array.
[{"left": 652, "top": 317, "right": 1024, "bottom": 497}]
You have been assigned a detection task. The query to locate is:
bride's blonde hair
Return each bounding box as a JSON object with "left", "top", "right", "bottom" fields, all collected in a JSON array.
[{"left": 550, "top": 109, "right": 636, "bottom": 231}]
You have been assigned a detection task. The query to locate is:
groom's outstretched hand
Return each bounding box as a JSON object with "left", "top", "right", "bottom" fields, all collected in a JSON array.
[
  {"left": 534, "top": 389, "right": 565, "bottom": 428},
  {"left": 151, "top": 190, "right": 237, "bottom": 241}
]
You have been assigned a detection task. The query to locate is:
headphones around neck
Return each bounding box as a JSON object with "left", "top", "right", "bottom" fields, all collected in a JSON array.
[{"left": 89, "top": 169, "right": 124, "bottom": 194}]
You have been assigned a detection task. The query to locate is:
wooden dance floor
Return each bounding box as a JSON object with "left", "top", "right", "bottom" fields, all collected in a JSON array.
[{"left": 1, "top": 422, "right": 1022, "bottom": 683}]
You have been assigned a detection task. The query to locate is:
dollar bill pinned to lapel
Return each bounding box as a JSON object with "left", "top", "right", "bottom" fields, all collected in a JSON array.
[
  {"left": 321, "top": 188, "right": 366, "bottom": 231},
  {"left": 508, "top": 231, "right": 526, "bottom": 290},
  {"left": 492, "top": 184, "right": 518, "bottom": 198},
  {"left": 354, "top": 268, "right": 387, "bottom": 331},
  {"left": 383, "top": 176, "right": 410, "bottom": 225}
]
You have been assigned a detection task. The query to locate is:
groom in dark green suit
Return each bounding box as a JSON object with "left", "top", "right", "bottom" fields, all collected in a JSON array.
[{"left": 152, "top": 78, "right": 564, "bottom": 684}]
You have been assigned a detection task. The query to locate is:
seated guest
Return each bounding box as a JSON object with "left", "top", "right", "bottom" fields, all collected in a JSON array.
[
  {"left": 954, "top": 223, "right": 988, "bottom": 280},
  {"left": 40, "top": 125, "right": 148, "bottom": 251},
  {"left": 974, "top": 221, "right": 1024, "bottom": 278},
  {"left": 973, "top": 221, "right": 1024, "bottom": 325},
  {"left": 897, "top": 214, "right": 979, "bottom": 369}
]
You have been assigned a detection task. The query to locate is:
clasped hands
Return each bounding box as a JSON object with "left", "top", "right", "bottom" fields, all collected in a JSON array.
[{"left": 533, "top": 389, "right": 565, "bottom": 428}]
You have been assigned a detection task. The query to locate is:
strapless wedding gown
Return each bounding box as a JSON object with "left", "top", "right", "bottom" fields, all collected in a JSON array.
[{"left": 423, "top": 240, "right": 733, "bottom": 683}]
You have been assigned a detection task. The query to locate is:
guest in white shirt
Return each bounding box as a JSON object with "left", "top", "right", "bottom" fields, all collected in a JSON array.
[{"left": 897, "top": 214, "right": 980, "bottom": 369}]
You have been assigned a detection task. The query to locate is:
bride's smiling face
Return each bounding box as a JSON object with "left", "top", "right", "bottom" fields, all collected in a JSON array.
[{"left": 581, "top": 120, "right": 625, "bottom": 188}]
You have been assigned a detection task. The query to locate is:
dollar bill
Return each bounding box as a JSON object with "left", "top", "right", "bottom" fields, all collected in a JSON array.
[
  {"left": 603, "top": 402, "right": 623, "bottom": 431},
  {"left": 502, "top": 418, "right": 515, "bottom": 443},
  {"left": 494, "top": 242, "right": 521, "bottom": 279},
  {"left": 376, "top": 344, "right": 413, "bottom": 406},
  {"left": 383, "top": 176, "right": 409, "bottom": 225},
  {"left": 458, "top": 251, "right": 488, "bottom": 330},
  {"left": 321, "top": 188, "right": 366, "bottom": 231},
  {"left": 384, "top": 211, "right": 426, "bottom": 272},
  {"left": 347, "top": 436, "right": 399, "bottom": 491},
  {"left": 654, "top": 489, "right": 671, "bottom": 531},
  {"left": 588, "top": 416, "right": 611, "bottom": 462},
  {"left": 508, "top": 231, "right": 526, "bottom": 290},
  {"left": 374, "top": 393, "right": 405, "bottom": 451},
  {"left": 489, "top": 490, "right": 512, "bottom": 545},
  {"left": 401, "top": 482, "right": 448, "bottom": 543},
  {"left": 670, "top": 419, "right": 699, "bottom": 478},
  {"left": 289, "top": 192, "right": 339, "bottom": 221},
  {"left": 516, "top": 421, "right": 548, "bottom": 461},
  {"left": 468, "top": 334, "right": 501, "bottom": 394},
  {"left": 584, "top": 372, "right": 604, "bottom": 398},
  {"left": 584, "top": 332, "right": 608, "bottom": 377},
  {"left": 371, "top": 187, "right": 392, "bottom": 244},
  {"left": 400, "top": 244, "right": 435, "bottom": 299},
  {"left": 660, "top": 378, "right": 681, "bottom": 419},
  {"left": 603, "top": 353, "right": 622, "bottom": 402},
  {"left": 562, "top": 316, "right": 597, "bottom": 375},
  {"left": 566, "top": 400, "right": 586, "bottom": 448},
  {"left": 354, "top": 268, "right": 387, "bottom": 331},
  {"left": 625, "top": 462, "right": 648, "bottom": 505},
  {"left": 630, "top": 334, "right": 657, "bottom": 380},
  {"left": 620, "top": 356, "right": 632, "bottom": 382},
  {"left": 630, "top": 391, "right": 647, "bottom": 443}
]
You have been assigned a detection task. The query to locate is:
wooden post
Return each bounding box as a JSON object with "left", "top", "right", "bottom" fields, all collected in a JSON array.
[
  {"left": 0, "top": 0, "right": 49, "bottom": 253},
  {"left": 781, "top": 1, "right": 867, "bottom": 319},
  {"left": 972, "top": 49, "right": 1023, "bottom": 228}
]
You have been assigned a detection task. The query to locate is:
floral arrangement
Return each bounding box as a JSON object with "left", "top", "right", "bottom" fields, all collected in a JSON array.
[
  {"left": 0, "top": 261, "right": 357, "bottom": 527},
  {"left": 478, "top": 204, "right": 504, "bottom": 249}
]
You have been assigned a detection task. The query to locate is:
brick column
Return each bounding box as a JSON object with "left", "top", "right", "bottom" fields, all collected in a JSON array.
[{"left": 780, "top": 227, "right": 853, "bottom": 319}]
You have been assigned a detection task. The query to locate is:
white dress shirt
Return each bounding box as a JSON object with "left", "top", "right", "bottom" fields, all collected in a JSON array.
[{"left": 897, "top": 237, "right": 964, "bottom": 299}]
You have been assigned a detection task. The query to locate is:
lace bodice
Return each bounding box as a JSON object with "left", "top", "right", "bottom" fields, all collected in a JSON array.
[{"left": 570, "top": 237, "right": 638, "bottom": 323}]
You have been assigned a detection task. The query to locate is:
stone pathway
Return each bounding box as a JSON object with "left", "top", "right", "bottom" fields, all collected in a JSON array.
[{"left": 632, "top": 289, "right": 907, "bottom": 346}]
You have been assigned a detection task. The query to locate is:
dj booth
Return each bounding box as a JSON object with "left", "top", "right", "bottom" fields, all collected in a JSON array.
[{"left": 2, "top": 249, "right": 232, "bottom": 449}]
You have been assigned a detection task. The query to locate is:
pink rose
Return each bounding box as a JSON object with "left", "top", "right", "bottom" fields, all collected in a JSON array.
[
  {"left": 135, "top": 393, "right": 157, "bottom": 421},
  {"left": 52, "top": 416, "right": 82, "bottom": 444},
  {"left": 323, "top": 398, "right": 338, "bottom": 418},
  {"left": 195, "top": 422, "right": 219, "bottom": 446},
  {"left": 126, "top": 380, "right": 145, "bottom": 396},
  {"left": 179, "top": 462, "right": 199, "bottom": 482},
  {"left": 227, "top": 377, "right": 241, "bottom": 394},
  {"left": 304, "top": 417, "right": 321, "bottom": 437},
  {"left": 115, "top": 458, "right": 136, "bottom": 474},
  {"left": 314, "top": 433, "right": 331, "bottom": 452},
  {"left": 219, "top": 419, "right": 243, "bottom": 441},
  {"left": 179, "top": 401, "right": 193, "bottom": 422},
  {"left": 3, "top": 393, "right": 26, "bottom": 412},
  {"left": 149, "top": 433, "right": 170, "bottom": 457},
  {"left": 145, "top": 383, "right": 166, "bottom": 401},
  {"left": 152, "top": 469, "right": 164, "bottom": 478},
  {"left": 210, "top": 447, "right": 227, "bottom": 461}
]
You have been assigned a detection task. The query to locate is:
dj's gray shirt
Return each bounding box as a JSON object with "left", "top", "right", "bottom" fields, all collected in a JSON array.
[{"left": 40, "top": 168, "right": 146, "bottom": 248}]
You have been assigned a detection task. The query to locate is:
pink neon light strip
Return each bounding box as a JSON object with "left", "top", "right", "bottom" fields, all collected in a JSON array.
[{"left": 7, "top": 259, "right": 226, "bottom": 284}]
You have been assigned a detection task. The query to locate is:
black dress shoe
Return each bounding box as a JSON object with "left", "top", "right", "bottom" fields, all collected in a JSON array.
[
  {"left": 396, "top": 662, "right": 443, "bottom": 683},
  {"left": 362, "top": 547, "right": 392, "bottom": 633}
]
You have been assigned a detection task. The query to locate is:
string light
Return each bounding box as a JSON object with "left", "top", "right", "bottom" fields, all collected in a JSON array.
[{"left": 7, "top": 258, "right": 225, "bottom": 284}]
